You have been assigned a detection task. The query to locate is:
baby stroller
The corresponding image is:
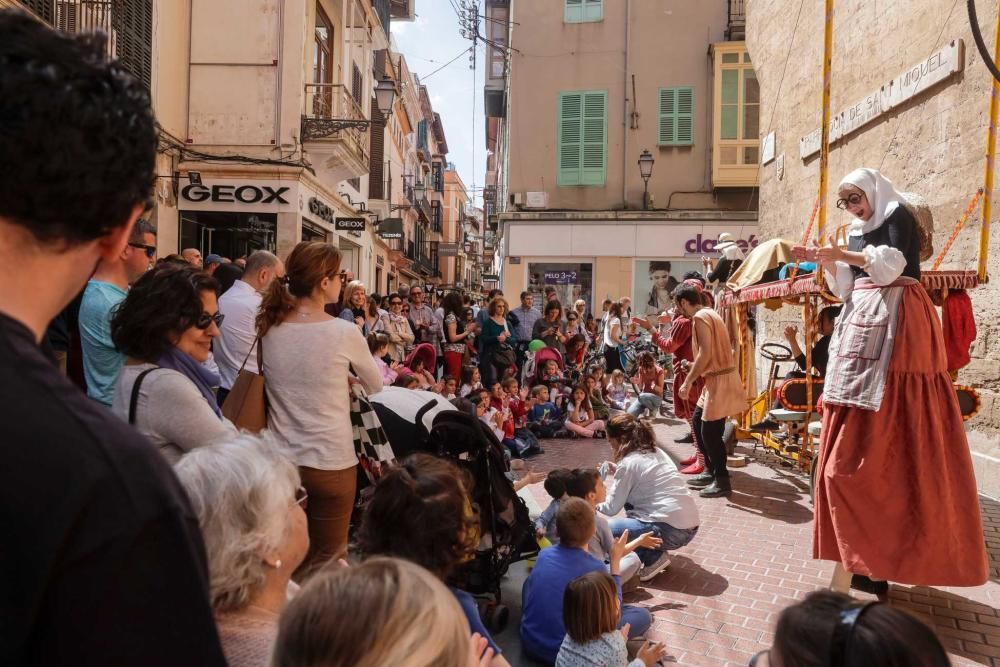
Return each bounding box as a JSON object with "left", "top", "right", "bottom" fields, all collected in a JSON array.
[
  {"left": 368, "top": 390, "right": 537, "bottom": 633},
  {"left": 527, "top": 346, "right": 566, "bottom": 388},
  {"left": 404, "top": 342, "right": 437, "bottom": 375}
]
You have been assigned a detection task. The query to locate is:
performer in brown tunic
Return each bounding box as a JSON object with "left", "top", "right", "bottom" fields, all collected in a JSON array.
[{"left": 800, "top": 168, "right": 987, "bottom": 593}]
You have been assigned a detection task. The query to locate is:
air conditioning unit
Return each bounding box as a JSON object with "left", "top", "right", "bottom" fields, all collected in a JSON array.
[
  {"left": 524, "top": 191, "right": 548, "bottom": 210},
  {"left": 510, "top": 192, "right": 525, "bottom": 206}
]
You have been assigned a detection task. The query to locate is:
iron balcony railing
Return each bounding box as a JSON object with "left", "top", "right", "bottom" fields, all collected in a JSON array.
[
  {"left": 21, "top": 0, "right": 153, "bottom": 88},
  {"left": 301, "top": 83, "right": 371, "bottom": 165}
]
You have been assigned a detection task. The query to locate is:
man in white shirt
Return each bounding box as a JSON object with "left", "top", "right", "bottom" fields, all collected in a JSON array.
[{"left": 214, "top": 250, "right": 284, "bottom": 405}]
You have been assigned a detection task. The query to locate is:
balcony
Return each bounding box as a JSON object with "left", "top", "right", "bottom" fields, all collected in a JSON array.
[
  {"left": 302, "top": 83, "right": 371, "bottom": 184},
  {"left": 21, "top": 0, "right": 153, "bottom": 88},
  {"left": 726, "top": 0, "right": 745, "bottom": 41},
  {"left": 406, "top": 240, "right": 440, "bottom": 277}
]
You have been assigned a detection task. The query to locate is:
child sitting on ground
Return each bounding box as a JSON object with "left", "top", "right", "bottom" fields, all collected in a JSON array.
[
  {"left": 442, "top": 375, "right": 458, "bottom": 400},
  {"left": 502, "top": 377, "right": 533, "bottom": 428},
  {"left": 556, "top": 571, "right": 668, "bottom": 667},
  {"left": 459, "top": 365, "right": 482, "bottom": 398},
  {"left": 528, "top": 385, "right": 565, "bottom": 438},
  {"left": 535, "top": 468, "right": 572, "bottom": 543},
  {"left": 520, "top": 498, "right": 652, "bottom": 664},
  {"left": 408, "top": 357, "right": 436, "bottom": 391},
  {"left": 474, "top": 388, "right": 506, "bottom": 443},
  {"left": 566, "top": 468, "right": 664, "bottom": 591},
  {"left": 393, "top": 373, "right": 420, "bottom": 389},
  {"left": 606, "top": 369, "right": 628, "bottom": 411},
  {"left": 564, "top": 385, "right": 606, "bottom": 439},
  {"left": 586, "top": 374, "right": 611, "bottom": 422},
  {"left": 368, "top": 332, "right": 398, "bottom": 387}
]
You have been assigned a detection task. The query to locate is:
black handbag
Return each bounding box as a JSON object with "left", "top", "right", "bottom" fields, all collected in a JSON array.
[{"left": 492, "top": 343, "right": 516, "bottom": 369}]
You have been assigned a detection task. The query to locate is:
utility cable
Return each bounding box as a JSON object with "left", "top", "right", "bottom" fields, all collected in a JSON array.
[
  {"left": 420, "top": 46, "right": 473, "bottom": 80},
  {"left": 968, "top": 0, "right": 1000, "bottom": 81}
]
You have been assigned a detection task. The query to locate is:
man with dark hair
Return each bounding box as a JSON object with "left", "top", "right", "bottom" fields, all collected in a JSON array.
[
  {"left": 674, "top": 285, "right": 748, "bottom": 497},
  {"left": 79, "top": 219, "right": 156, "bottom": 406},
  {"left": 0, "top": 11, "right": 225, "bottom": 665}
]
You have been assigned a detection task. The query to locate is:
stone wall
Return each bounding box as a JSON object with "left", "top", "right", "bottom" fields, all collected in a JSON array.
[{"left": 746, "top": 0, "right": 1000, "bottom": 494}]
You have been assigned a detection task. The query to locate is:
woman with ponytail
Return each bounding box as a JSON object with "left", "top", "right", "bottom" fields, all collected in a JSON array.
[
  {"left": 596, "top": 413, "right": 700, "bottom": 582},
  {"left": 358, "top": 454, "right": 512, "bottom": 667},
  {"left": 256, "top": 241, "right": 382, "bottom": 571}
]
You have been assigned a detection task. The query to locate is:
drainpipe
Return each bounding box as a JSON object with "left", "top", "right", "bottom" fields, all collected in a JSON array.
[{"left": 622, "top": 0, "right": 631, "bottom": 209}]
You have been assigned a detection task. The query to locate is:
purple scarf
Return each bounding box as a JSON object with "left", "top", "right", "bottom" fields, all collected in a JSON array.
[{"left": 156, "top": 346, "right": 223, "bottom": 418}]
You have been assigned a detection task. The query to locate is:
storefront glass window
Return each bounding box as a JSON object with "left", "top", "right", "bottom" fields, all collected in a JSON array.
[
  {"left": 179, "top": 211, "right": 277, "bottom": 261},
  {"left": 527, "top": 262, "right": 593, "bottom": 315},
  {"left": 632, "top": 259, "right": 704, "bottom": 316}
]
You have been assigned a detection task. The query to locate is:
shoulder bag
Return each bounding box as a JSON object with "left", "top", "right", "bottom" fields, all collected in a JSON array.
[{"left": 221, "top": 338, "right": 268, "bottom": 433}]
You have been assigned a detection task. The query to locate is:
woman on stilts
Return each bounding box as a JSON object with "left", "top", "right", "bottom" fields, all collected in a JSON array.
[{"left": 799, "top": 168, "right": 988, "bottom": 595}]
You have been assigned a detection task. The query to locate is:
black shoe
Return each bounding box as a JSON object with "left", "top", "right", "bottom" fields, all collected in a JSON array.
[
  {"left": 699, "top": 480, "right": 732, "bottom": 497},
  {"left": 687, "top": 473, "right": 714, "bottom": 488},
  {"left": 851, "top": 574, "right": 889, "bottom": 597},
  {"left": 749, "top": 419, "right": 780, "bottom": 433},
  {"left": 674, "top": 433, "right": 694, "bottom": 444}
]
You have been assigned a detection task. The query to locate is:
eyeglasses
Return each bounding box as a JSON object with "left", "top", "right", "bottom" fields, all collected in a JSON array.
[
  {"left": 195, "top": 311, "right": 224, "bottom": 330},
  {"left": 835, "top": 192, "right": 865, "bottom": 210},
  {"left": 129, "top": 242, "right": 156, "bottom": 259},
  {"left": 294, "top": 486, "right": 308, "bottom": 509},
  {"left": 390, "top": 300, "right": 403, "bottom": 306},
  {"left": 748, "top": 649, "right": 769, "bottom": 666}
]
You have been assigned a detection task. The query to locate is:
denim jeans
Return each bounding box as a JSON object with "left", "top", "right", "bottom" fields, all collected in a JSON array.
[
  {"left": 619, "top": 604, "right": 652, "bottom": 638},
  {"left": 627, "top": 392, "right": 663, "bottom": 418},
  {"left": 609, "top": 517, "right": 699, "bottom": 566}
]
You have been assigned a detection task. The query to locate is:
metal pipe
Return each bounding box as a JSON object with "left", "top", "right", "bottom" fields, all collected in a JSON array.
[
  {"left": 979, "top": 8, "right": 1000, "bottom": 282},
  {"left": 816, "top": 0, "right": 834, "bottom": 284},
  {"left": 622, "top": 0, "right": 631, "bottom": 209}
]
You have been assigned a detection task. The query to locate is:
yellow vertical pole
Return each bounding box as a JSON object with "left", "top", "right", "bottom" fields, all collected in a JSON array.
[
  {"left": 817, "top": 0, "right": 835, "bottom": 283},
  {"left": 980, "top": 13, "right": 1000, "bottom": 282}
]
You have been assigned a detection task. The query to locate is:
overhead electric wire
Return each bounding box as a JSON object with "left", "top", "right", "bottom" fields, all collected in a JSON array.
[{"left": 419, "top": 46, "right": 473, "bottom": 80}]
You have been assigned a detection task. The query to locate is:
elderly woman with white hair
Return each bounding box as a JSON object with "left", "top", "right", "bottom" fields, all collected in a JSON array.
[
  {"left": 174, "top": 433, "right": 309, "bottom": 667},
  {"left": 796, "top": 167, "right": 987, "bottom": 595},
  {"left": 339, "top": 280, "right": 370, "bottom": 335}
]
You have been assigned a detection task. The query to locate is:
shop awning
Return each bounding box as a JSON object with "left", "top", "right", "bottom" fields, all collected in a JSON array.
[{"left": 717, "top": 270, "right": 981, "bottom": 307}]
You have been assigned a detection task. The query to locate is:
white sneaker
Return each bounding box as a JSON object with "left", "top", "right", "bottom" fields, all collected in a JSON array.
[{"left": 638, "top": 552, "right": 671, "bottom": 582}]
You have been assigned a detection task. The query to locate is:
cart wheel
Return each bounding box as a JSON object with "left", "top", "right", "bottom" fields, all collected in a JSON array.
[
  {"left": 723, "top": 421, "right": 737, "bottom": 456},
  {"left": 482, "top": 603, "right": 509, "bottom": 634}
]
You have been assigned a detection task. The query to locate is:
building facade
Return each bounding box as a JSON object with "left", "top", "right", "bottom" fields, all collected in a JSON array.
[
  {"left": 485, "top": 0, "right": 761, "bottom": 312},
  {"left": 12, "top": 0, "right": 471, "bottom": 301},
  {"left": 745, "top": 0, "right": 1000, "bottom": 493}
]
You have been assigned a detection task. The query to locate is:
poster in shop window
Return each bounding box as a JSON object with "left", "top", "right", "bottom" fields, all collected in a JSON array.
[{"left": 633, "top": 259, "right": 704, "bottom": 316}]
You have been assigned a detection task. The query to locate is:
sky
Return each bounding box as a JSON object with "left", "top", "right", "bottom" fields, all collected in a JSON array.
[{"left": 391, "top": 1, "right": 486, "bottom": 204}]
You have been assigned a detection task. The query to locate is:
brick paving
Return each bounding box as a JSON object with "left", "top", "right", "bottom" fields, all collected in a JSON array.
[{"left": 514, "top": 420, "right": 1000, "bottom": 666}]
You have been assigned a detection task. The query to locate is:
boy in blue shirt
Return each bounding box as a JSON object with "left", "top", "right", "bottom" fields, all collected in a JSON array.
[
  {"left": 527, "top": 384, "right": 564, "bottom": 438},
  {"left": 520, "top": 497, "right": 652, "bottom": 663}
]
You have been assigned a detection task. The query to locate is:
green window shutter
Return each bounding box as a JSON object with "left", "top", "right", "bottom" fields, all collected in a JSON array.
[
  {"left": 558, "top": 92, "right": 583, "bottom": 185},
  {"left": 566, "top": 0, "right": 601, "bottom": 23},
  {"left": 581, "top": 91, "right": 607, "bottom": 185},
  {"left": 565, "top": 0, "right": 583, "bottom": 22},
  {"left": 658, "top": 86, "right": 694, "bottom": 146}
]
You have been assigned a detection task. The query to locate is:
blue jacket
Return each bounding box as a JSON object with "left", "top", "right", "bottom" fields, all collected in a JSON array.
[{"left": 520, "top": 544, "right": 621, "bottom": 664}]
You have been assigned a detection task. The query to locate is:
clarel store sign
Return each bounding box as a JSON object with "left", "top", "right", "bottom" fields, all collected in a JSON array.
[{"left": 179, "top": 180, "right": 298, "bottom": 212}]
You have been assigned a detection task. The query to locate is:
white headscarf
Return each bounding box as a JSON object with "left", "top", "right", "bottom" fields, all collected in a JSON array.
[{"left": 838, "top": 168, "right": 904, "bottom": 235}]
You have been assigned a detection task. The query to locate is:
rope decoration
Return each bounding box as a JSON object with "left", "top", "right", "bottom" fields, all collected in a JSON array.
[{"left": 931, "top": 188, "right": 984, "bottom": 271}]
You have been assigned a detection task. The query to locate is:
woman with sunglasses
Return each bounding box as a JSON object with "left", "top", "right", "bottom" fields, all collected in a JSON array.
[
  {"left": 111, "top": 263, "right": 238, "bottom": 463},
  {"left": 748, "top": 590, "right": 950, "bottom": 667},
  {"left": 175, "top": 432, "right": 309, "bottom": 667},
  {"left": 795, "top": 169, "right": 987, "bottom": 593},
  {"left": 382, "top": 293, "right": 415, "bottom": 363},
  {"left": 257, "top": 242, "right": 382, "bottom": 571}
]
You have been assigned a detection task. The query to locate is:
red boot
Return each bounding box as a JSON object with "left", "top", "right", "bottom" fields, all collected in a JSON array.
[
  {"left": 681, "top": 452, "right": 705, "bottom": 475},
  {"left": 679, "top": 452, "right": 698, "bottom": 466}
]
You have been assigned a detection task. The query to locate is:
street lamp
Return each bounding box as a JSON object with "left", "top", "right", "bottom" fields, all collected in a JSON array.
[
  {"left": 374, "top": 78, "right": 396, "bottom": 117},
  {"left": 638, "top": 149, "right": 654, "bottom": 210},
  {"left": 413, "top": 180, "right": 426, "bottom": 200}
]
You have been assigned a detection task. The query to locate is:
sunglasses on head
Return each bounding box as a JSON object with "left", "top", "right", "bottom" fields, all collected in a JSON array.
[
  {"left": 835, "top": 192, "right": 865, "bottom": 210},
  {"left": 129, "top": 242, "right": 156, "bottom": 259},
  {"left": 195, "top": 311, "right": 224, "bottom": 330}
]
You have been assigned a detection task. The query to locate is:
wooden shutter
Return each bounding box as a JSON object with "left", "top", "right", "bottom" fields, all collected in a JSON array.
[
  {"left": 113, "top": 0, "right": 154, "bottom": 89},
  {"left": 557, "top": 92, "right": 583, "bottom": 185},
  {"left": 351, "top": 64, "right": 363, "bottom": 106},
  {"left": 368, "top": 103, "right": 385, "bottom": 200},
  {"left": 558, "top": 91, "right": 606, "bottom": 186},
  {"left": 581, "top": 91, "right": 607, "bottom": 185},
  {"left": 658, "top": 86, "right": 694, "bottom": 146},
  {"left": 565, "top": 0, "right": 601, "bottom": 22}
]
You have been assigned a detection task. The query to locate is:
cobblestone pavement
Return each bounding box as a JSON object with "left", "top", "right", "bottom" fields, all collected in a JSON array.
[{"left": 513, "top": 419, "right": 1000, "bottom": 667}]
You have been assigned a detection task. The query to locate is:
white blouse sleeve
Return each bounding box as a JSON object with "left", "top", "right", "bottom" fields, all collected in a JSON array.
[
  {"left": 862, "top": 245, "right": 907, "bottom": 286},
  {"left": 824, "top": 261, "right": 856, "bottom": 300}
]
